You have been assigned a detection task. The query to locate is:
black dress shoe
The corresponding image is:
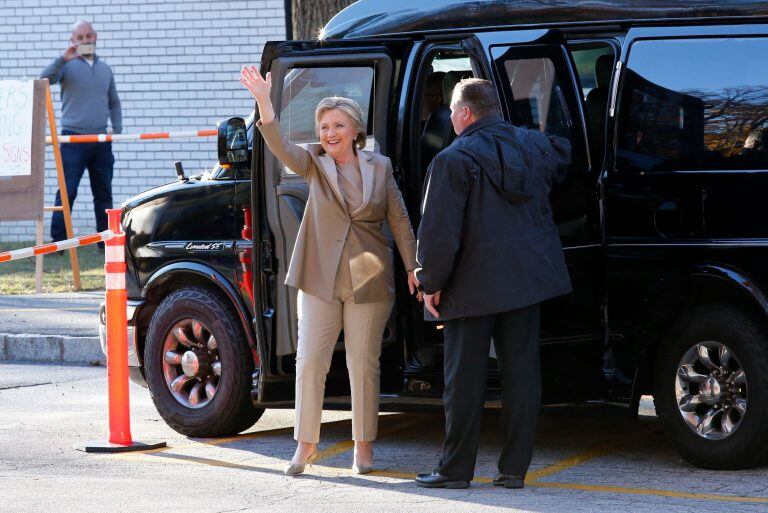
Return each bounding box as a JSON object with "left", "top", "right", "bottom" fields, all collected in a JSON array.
[
  {"left": 415, "top": 471, "right": 470, "bottom": 489},
  {"left": 493, "top": 474, "right": 525, "bottom": 489}
]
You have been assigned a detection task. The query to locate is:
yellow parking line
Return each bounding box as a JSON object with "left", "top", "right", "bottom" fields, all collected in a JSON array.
[
  {"left": 531, "top": 481, "right": 768, "bottom": 504},
  {"left": 526, "top": 428, "right": 658, "bottom": 482},
  {"left": 106, "top": 423, "right": 768, "bottom": 504},
  {"left": 518, "top": 427, "right": 768, "bottom": 504},
  {"left": 114, "top": 415, "right": 415, "bottom": 463},
  {"left": 115, "top": 419, "right": 357, "bottom": 458},
  {"left": 205, "top": 416, "right": 407, "bottom": 448},
  {"left": 314, "top": 416, "right": 427, "bottom": 464},
  {"left": 369, "top": 470, "right": 768, "bottom": 503},
  {"left": 369, "top": 469, "right": 413, "bottom": 479},
  {"left": 313, "top": 440, "right": 355, "bottom": 462},
  {"left": 197, "top": 424, "right": 298, "bottom": 447},
  {"left": 112, "top": 424, "right": 297, "bottom": 457},
  {"left": 115, "top": 416, "right": 421, "bottom": 470}
]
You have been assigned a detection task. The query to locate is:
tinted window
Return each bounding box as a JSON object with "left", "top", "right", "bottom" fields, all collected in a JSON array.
[
  {"left": 571, "top": 44, "right": 615, "bottom": 163},
  {"left": 500, "top": 56, "right": 572, "bottom": 138},
  {"left": 280, "top": 67, "right": 374, "bottom": 144},
  {"left": 617, "top": 38, "right": 768, "bottom": 173},
  {"left": 571, "top": 45, "right": 614, "bottom": 99},
  {"left": 417, "top": 50, "right": 474, "bottom": 179},
  {"left": 491, "top": 45, "right": 588, "bottom": 172},
  {"left": 492, "top": 45, "right": 590, "bottom": 245}
]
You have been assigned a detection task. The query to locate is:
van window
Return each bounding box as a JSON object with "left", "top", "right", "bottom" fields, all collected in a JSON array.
[
  {"left": 571, "top": 45, "right": 614, "bottom": 98},
  {"left": 417, "top": 50, "right": 474, "bottom": 177},
  {"left": 279, "top": 66, "right": 374, "bottom": 173},
  {"left": 571, "top": 43, "right": 615, "bottom": 162},
  {"left": 617, "top": 38, "right": 768, "bottom": 173},
  {"left": 492, "top": 45, "right": 590, "bottom": 244},
  {"left": 500, "top": 57, "right": 571, "bottom": 138}
]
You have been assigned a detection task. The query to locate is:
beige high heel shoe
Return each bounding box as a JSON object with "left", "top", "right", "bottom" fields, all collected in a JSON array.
[
  {"left": 352, "top": 461, "right": 373, "bottom": 475},
  {"left": 352, "top": 444, "right": 374, "bottom": 475},
  {"left": 284, "top": 451, "right": 317, "bottom": 476}
]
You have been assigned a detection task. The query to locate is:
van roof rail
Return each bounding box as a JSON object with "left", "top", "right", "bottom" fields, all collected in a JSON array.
[{"left": 322, "top": 0, "right": 768, "bottom": 40}]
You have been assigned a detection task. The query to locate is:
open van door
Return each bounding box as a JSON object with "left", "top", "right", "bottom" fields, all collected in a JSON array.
[
  {"left": 251, "top": 39, "right": 409, "bottom": 403},
  {"left": 464, "top": 29, "right": 609, "bottom": 402}
]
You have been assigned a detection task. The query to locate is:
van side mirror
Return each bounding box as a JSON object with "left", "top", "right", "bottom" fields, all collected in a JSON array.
[{"left": 217, "top": 117, "right": 248, "bottom": 168}]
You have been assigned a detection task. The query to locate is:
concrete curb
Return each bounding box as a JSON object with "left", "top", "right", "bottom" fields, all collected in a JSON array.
[{"left": 0, "top": 333, "right": 104, "bottom": 365}]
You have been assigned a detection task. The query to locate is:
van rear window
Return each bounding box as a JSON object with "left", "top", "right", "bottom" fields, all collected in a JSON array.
[{"left": 617, "top": 38, "right": 768, "bottom": 173}]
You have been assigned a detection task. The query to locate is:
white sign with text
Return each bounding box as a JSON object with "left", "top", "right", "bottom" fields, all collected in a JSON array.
[{"left": 0, "top": 80, "right": 34, "bottom": 177}]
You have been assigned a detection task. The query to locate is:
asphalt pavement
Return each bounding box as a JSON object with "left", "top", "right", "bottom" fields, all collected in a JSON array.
[
  {"left": 2, "top": 362, "right": 767, "bottom": 513},
  {"left": 2, "top": 296, "right": 768, "bottom": 512}
]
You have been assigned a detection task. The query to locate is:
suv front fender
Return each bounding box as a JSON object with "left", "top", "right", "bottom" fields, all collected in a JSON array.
[{"left": 142, "top": 262, "right": 257, "bottom": 352}]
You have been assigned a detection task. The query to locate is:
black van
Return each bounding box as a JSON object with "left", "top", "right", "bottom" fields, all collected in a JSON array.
[{"left": 101, "top": 0, "right": 768, "bottom": 469}]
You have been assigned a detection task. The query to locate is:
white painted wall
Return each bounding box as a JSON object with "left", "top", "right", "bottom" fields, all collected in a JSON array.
[{"left": 0, "top": 0, "right": 286, "bottom": 241}]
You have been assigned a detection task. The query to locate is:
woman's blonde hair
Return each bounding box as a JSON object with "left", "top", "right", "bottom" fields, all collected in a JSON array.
[{"left": 315, "top": 96, "right": 367, "bottom": 150}]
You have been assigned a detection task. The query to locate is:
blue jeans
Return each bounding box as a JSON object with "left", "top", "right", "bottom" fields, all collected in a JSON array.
[{"left": 51, "top": 130, "right": 114, "bottom": 245}]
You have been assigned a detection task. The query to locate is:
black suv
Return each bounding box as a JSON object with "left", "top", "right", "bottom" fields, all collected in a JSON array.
[{"left": 100, "top": 0, "right": 768, "bottom": 469}]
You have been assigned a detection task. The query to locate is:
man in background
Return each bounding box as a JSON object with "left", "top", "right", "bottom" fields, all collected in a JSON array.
[{"left": 40, "top": 20, "right": 121, "bottom": 249}]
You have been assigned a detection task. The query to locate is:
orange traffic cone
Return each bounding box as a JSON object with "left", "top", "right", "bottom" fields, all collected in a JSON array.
[{"left": 79, "top": 209, "right": 166, "bottom": 453}]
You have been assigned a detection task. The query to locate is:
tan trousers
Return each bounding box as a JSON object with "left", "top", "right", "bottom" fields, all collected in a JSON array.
[{"left": 294, "top": 255, "right": 394, "bottom": 443}]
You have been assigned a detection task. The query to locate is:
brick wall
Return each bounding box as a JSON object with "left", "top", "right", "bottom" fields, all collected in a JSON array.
[{"left": 0, "top": 0, "right": 286, "bottom": 241}]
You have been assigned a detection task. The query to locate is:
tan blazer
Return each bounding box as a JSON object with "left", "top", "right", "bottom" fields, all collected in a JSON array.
[{"left": 257, "top": 118, "right": 417, "bottom": 303}]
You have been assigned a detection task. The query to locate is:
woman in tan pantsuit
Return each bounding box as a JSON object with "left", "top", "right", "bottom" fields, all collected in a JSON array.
[{"left": 240, "top": 65, "right": 419, "bottom": 476}]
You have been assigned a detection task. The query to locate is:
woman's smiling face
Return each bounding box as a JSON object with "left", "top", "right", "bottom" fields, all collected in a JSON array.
[{"left": 318, "top": 109, "right": 357, "bottom": 161}]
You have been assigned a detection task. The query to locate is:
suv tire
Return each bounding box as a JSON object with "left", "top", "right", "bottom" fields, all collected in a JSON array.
[
  {"left": 144, "top": 286, "right": 263, "bottom": 437},
  {"left": 653, "top": 304, "right": 768, "bottom": 469}
]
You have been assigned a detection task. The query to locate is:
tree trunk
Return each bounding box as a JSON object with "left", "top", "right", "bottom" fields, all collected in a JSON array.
[{"left": 292, "top": 0, "right": 355, "bottom": 40}]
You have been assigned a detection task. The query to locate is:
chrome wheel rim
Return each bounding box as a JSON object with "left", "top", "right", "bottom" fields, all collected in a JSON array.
[
  {"left": 675, "top": 341, "right": 747, "bottom": 440},
  {"left": 162, "top": 319, "right": 221, "bottom": 409}
]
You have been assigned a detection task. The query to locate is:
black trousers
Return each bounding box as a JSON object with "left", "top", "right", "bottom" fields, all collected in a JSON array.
[
  {"left": 437, "top": 303, "right": 541, "bottom": 481},
  {"left": 51, "top": 131, "right": 114, "bottom": 244}
]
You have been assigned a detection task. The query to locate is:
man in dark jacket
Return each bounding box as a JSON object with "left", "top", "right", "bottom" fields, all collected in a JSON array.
[{"left": 414, "top": 78, "right": 571, "bottom": 489}]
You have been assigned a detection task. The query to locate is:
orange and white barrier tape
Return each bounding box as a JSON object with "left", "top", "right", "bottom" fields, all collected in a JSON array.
[
  {"left": 46, "top": 129, "right": 217, "bottom": 145},
  {"left": 0, "top": 230, "right": 114, "bottom": 263}
]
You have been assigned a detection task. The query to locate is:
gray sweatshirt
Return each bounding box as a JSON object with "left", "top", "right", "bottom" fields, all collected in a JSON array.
[{"left": 40, "top": 55, "right": 122, "bottom": 134}]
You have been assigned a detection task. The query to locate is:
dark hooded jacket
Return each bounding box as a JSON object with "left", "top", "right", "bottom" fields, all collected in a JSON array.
[{"left": 414, "top": 114, "right": 572, "bottom": 321}]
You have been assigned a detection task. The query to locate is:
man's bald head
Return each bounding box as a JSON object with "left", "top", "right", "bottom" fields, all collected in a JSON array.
[
  {"left": 70, "top": 20, "right": 97, "bottom": 56},
  {"left": 72, "top": 20, "right": 95, "bottom": 34}
]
